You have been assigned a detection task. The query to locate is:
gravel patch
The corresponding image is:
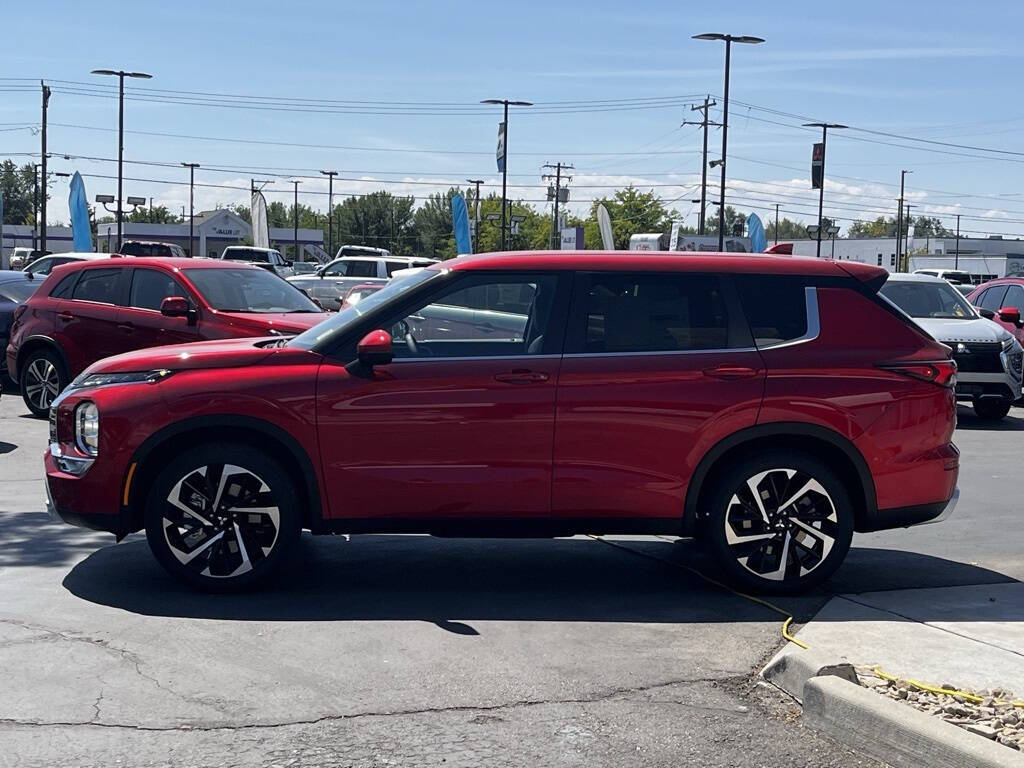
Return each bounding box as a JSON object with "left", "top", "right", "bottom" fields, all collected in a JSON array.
[{"left": 856, "top": 666, "right": 1024, "bottom": 752}]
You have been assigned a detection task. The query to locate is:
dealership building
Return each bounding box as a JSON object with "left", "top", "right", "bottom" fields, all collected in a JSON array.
[{"left": 0, "top": 208, "right": 327, "bottom": 266}]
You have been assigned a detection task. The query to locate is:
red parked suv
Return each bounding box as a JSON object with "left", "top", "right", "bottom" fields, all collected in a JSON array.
[
  {"left": 7, "top": 257, "right": 328, "bottom": 416},
  {"left": 44, "top": 252, "right": 960, "bottom": 594}
]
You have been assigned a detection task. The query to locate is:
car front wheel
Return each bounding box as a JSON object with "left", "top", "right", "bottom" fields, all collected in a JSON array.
[
  {"left": 144, "top": 443, "right": 301, "bottom": 591},
  {"left": 20, "top": 348, "right": 66, "bottom": 418},
  {"left": 704, "top": 452, "right": 854, "bottom": 595}
]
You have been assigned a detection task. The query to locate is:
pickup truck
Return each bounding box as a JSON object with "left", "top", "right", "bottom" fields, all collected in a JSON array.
[{"left": 219, "top": 246, "right": 295, "bottom": 278}]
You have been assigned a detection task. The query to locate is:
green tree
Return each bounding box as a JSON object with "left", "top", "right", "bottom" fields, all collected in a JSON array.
[
  {"left": 847, "top": 216, "right": 894, "bottom": 238},
  {"left": 704, "top": 205, "right": 751, "bottom": 238},
  {"left": 766, "top": 216, "right": 817, "bottom": 240},
  {"left": 0, "top": 160, "right": 40, "bottom": 225},
  {"left": 580, "top": 186, "right": 673, "bottom": 250},
  {"left": 125, "top": 205, "right": 178, "bottom": 224},
  {"left": 334, "top": 191, "right": 417, "bottom": 256}
]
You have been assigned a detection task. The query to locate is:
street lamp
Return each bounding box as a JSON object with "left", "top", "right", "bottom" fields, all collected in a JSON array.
[
  {"left": 481, "top": 98, "right": 532, "bottom": 250},
  {"left": 320, "top": 170, "right": 338, "bottom": 259},
  {"left": 692, "top": 33, "right": 764, "bottom": 251},
  {"left": 802, "top": 122, "right": 847, "bottom": 258},
  {"left": 91, "top": 68, "right": 153, "bottom": 251},
  {"left": 181, "top": 163, "right": 199, "bottom": 258},
  {"left": 828, "top": 224, "right": 841, "bottom": 259}
]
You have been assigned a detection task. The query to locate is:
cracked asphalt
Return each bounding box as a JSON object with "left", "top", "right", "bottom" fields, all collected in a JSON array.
[{"left": 2, "top": 391, "right": 1021, "bottom": 767}]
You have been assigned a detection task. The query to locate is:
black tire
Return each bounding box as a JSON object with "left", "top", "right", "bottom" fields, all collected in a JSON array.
[
  {"left": 704, "top": 451, "right": 855, "bottom": 595},
  {"left": 20, "top": 348, "right": 67, "bottom": 418},
  {"left": 973, "top": 398, "right": 1012, "bottom": 420},
  {"left": 144, "top": 443, "right": 301, "bottom": 591}
]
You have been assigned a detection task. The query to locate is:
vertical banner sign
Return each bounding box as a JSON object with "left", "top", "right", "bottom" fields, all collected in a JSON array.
[
  {"left": 597, "top": 203, "right": 614, "bottom": 250},
  {"left": 747, "top": 213, "right": 767, "bottom": 253},
  {"left": 496, "top": 122, "right": 507, "bottom": 173},
  {"left": 669, "top": 221, "right": 681, "bottom": 251},
  {"left": 251, "top": 191, "right": 270, "bottom": 249},
  {"left": 811, "top": 142, "right": 824, "bottom": 190},
  {"left": 451, "top": 193, "right": 472, "bottom": 255},
  {"left": 68, "top": 172, "right": 93, "bottom": 253}
]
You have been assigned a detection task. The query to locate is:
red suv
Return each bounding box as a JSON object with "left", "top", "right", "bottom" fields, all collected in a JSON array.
[
  {"left": 7, "top": 258, "right": 329, "bottom": 416},
  {"left": 44, "top": 252, "right": 959, "bottom": 594},
  {"left": 967, "top": 278, "right": 1024, "bottom": 344}
]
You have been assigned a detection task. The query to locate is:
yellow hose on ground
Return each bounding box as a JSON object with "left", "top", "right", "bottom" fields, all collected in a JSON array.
[{"left": 591, "top": 535, "right": 1021, "bottom": 708}]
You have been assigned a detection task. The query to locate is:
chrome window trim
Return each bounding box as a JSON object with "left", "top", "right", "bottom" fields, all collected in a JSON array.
[
  {"left": 754, "top": 286, "right": 820, "bottom": 351},
  {"left": 562, "top": 347, "right": 756, "bottom": 359},
  {"left": 389, "top": 353, "right": 561, "bottom": 364}
]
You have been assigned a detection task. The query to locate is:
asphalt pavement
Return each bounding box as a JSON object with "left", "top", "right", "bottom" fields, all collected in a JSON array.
[{"left": 2, "top": 386, "right": 1020, "bottom": 767}]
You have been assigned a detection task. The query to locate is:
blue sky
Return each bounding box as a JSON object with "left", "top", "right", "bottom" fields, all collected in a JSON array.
[{"left": 3, "top": 0, "right": 1024, "bottom": 236}]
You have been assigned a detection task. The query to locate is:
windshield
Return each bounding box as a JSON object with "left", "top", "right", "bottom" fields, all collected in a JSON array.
[
  {"left": 223, "top": 249, "right": 280, "bottom": 263},
  {"left": 185, "top": 268, "right": 320, "bottom": 313},
  {"left": 289, "top": 268, "right": 442, "bottom": 349},
  {"left": 879, "top": 279, "right": 977, "bottom": 320},
  {"left": 0, "top": 280, "right": 37, "bottom": 303}
]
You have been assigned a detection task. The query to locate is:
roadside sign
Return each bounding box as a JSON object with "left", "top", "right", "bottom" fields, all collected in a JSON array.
[{"left": 811, "top": 142, "right": 824, "bottom": 189}]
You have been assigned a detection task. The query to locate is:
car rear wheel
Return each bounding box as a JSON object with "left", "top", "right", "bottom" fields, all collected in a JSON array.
[
  {"left": 20, "top": 349, "right": 66, "bottom": 418},
  {"left": 704, "top": 452, "right": 854, "bottom": 595},
  {"left": 973, "top": 398, "right": 1011, "bottom": 420},
  {"left": 144, "top": 443, "right": 300, "bottom": 591}
]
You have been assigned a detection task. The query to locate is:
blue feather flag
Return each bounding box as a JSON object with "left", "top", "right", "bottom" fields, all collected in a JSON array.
[
  {"left": 68, "top": 172, "right": 93, "bottom": 252},
  {"left": 451, "top": 193, "right": 472, "bottom": 255}
]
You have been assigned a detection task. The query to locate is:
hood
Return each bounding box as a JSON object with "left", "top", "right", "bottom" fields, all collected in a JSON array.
[
  {"left": 81, "top": 337, "right": 321, "bottom": 376},
  {"left": 212, "top": 310, "right": 330, "bottom": 335},
  {"left": 913, "top": 316, "right": 1014, "bottom": 345}
]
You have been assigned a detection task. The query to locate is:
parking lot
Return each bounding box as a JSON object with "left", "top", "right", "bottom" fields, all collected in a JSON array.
[{"left": 1, "top": 389, "right": 1022, "bottom": 767}]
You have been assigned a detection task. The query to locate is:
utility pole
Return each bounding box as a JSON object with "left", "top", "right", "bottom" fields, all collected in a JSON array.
[
  {"left": 803, "top": 122, "right": 847, "bottom": 258},
  {"left": 181, "top": 163, "right": 199, "bottom": 258},
  {"left": 466, "top": 179, "right": 483, "bottom": 254},
  {"left": 542, "top": 162, "right": 573, "bottom": 249},
  {"left": 292, "top": 180, "right": 301, "bottom": 262},
  {"left": 774, "top": 203, "right": 780, "bottom": 244},
  {"left": 32, "top": 164, "right": 40, "bottom": 250},
  {"left": 896, "top": 169, "right": 912, "bottom": 273},
  {"left": 320, "top": 170, "right": 337, "bottom": 259},
  {"left": 955, "top": 214, "right": 961, "bottom": 270},
  {"left": 682, "top": 96, "right": 718, "bottom": 235},
  {"left": 40, "top": 81, "right": 50, "bottom": 254},
  {"left": 904, "top": 203, "right": 914, "bottom": 268}
]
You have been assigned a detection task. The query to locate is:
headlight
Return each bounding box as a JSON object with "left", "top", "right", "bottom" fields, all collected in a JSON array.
[
  {"left": 69, "top": 369, "right": 172, "bottom": 390},
  {"left": 75, "top": 402, "right": 99, "bottom": 457}
]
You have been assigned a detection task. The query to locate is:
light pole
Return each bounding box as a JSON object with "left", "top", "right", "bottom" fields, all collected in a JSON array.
[
  {"left": 291, "top": 180, "right": 301, "bottom": 262},
  {"left": 828, "top": 224, "right": 840, "bottom": 259},
  {"left": 481, "top": 98, "right": 532, "bottom": 250},
  {"left": 466, "top": 179, "right": 484, "bottom": 254},
  {"left": 774, "top": 203, "right": 780, "bottom": 244},
  {"left": 896, "top": 169, "right": 912, "bottom": 272},
  {"left": 181, "top": 163, "right": 199, "bottom": 258},
  {"left": 802, "top": 122, "right": 847, "bottom": 258},
  {"left": 955, "top": 214, "right": 961, "bottom": 270},
  {"left": 91, "top": 68, "right": 153, "bottom": 251},
  {"left": 692, "top": 33, "right": 764, "bottom": 251},
  {"left": 32, "top": 163, "right": 41, "bottom": 250},
  {"left": 320, "top": 170, "right": 337, "bottom": 259}
]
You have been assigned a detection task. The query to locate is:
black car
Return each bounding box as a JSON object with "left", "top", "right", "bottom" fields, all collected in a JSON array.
[{"left": 0, "top": 270, "right": 42, "bottom": 376}]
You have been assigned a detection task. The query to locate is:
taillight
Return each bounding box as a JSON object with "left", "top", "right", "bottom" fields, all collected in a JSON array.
[{"left": 878, "top": 359, "right": 957, "bottom": 388}]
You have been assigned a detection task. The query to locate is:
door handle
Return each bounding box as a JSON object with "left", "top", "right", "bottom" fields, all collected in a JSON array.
[
  {"left": 117, "top": 322, "right": 135, "bottom": 333},
  {"left": 57, "top": 311, "right": 73, "bottom": 322},
  {"left": 494, "top": 369, "right": 549, "bottom": 384},
  {"left": 702, "top": 365, "right": 758, "bottom": 380}
]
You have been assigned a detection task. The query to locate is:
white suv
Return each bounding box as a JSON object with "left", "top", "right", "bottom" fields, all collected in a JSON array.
[{"left": 288, "top": 255, "right": 438, "bottom": 310}]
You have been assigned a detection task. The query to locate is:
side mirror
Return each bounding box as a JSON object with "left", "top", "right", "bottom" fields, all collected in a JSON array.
[
  {"left": 998, "top": 306, "right": 1023, "bottom": 327},
  {"left": 357, "top": 329, "right": 393, "bottom": 368},
  {"left": 978, "top": 307, "right": 996, "bottom": 320},
  {"left": 285, "top": 261, "right": 294, "bottom": 268},
  {"left": 161, "top": 296, "right": 197, "bottom": 325}
]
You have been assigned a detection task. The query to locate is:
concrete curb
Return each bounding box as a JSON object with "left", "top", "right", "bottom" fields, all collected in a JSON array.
[
  {"left": 761, "top": 644, "right": 858, "bottom": 702},
  {"left": 803, "top": 675, "right": 1024, "bottom": 768}
]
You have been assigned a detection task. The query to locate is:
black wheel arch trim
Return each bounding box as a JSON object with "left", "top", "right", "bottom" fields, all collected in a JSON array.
[
  {"left": 125, "top": 414, "right": 324, "bottom": 534},
  {"left": 14, "top": 335, "right": 69, "bottom": 383},
  {"left": 682, "top": 422, "right": 878, "bottom": 535}
]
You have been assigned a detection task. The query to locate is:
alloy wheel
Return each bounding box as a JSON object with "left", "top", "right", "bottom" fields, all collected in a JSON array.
[
  {"left": 24, "top": 358, "right": 60, "bottom": 411},
  {"left": 723, "top": 468, "right": 838, "bottom": 582},
  {"left": 162, "top": 463, "right": 281, "bottom": 579}
]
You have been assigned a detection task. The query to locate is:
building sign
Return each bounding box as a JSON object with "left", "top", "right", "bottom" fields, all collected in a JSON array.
[
  {"left": 560, "top": 226, "right": 583, "bottom": 250},
  {"left": 811, "top": 142, "right": 824, "bottom": 189}
]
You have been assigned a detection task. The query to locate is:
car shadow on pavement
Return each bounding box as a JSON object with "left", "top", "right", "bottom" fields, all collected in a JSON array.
[
  {"left": 0, "top": 441, "right": 16, "bottom": 454},
  {"left": 61, "top": 533, "right": 1017, "bottom": 628},
  {"left": 956, "top": 406, "right": 1024, "bottom": 431},
  {"left": 0, "top": 511, "right": 114, "bottom": 568}
]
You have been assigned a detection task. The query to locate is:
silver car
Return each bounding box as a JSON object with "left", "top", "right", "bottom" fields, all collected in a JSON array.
[
  {"left": 289, "top": 255, "right": 438, "bottom": 310},
  {"left": 880, "top": 273, "right": 1023, "bottom": 420}
]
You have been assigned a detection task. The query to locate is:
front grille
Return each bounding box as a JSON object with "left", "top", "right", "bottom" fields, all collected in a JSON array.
[
  {"left": 951, "top": 342, "right": 1004, "bottom": 373},
  {"left": 48, "top": 406, "right": 57, "bottom": 443}
]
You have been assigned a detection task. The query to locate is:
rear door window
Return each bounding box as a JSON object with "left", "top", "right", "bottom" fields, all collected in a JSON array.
[
  {"left": 575, "top": 273, "right": 729, "bottom": 353},
  {"left": 71, "top": 268, "right": 122, "bottom": 305},
  {"left": 735, "top": 275, "right": 809, "bottom": 347},
  {"left": 49, "top": 273, "right": 79, "bottom": 299},
  {"left": 129, "top": 268, "right": 187, "bottom": 311}
]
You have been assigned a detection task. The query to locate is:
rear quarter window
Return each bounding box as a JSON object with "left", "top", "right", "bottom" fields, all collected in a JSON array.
[
  {"left": 48, "top": 273, "right": 79, "bottom": 299},
  {"left": 735, "top": 275, "right": 809, "bottom": 347}
]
